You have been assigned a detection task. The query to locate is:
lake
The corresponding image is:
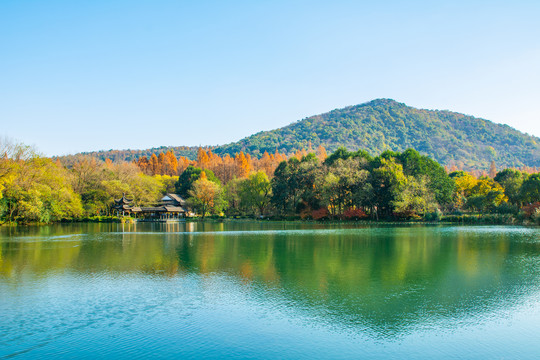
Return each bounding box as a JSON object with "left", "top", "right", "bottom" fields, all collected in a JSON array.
[{"left": 1, "top": 222, "right": 540, "bottom": 359}]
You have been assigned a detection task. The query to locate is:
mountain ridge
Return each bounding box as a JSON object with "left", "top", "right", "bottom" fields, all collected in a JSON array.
[
  {"left": 64, "top": 99, "right": 540, "bottom": 169},
  {"left": 212, "top": 98, "right": 540, "bottom": 169}
]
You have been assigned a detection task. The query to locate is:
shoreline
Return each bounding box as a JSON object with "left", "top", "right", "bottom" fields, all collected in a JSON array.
[{"left": 2, "top": 215, "right": 538, "bottom": 227}]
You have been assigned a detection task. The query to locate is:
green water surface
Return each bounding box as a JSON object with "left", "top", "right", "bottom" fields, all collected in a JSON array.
[{"left": 1, "top": 222, "right": 540, "bottom": 359}]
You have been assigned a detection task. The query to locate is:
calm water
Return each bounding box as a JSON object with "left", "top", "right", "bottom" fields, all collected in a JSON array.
[{"left": 1, "top": 222, "right": 540, "bottom": 359}]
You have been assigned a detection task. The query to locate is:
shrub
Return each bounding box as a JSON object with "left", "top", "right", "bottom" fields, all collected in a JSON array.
[
  {"left": 424, "top": 209, "right": 443, "bottom": 221},
  {"left": 342, "top": 208, "right": 368, "bottom": 220},
  {"left": 533, "top": 208, "right": 540, "bottom": 225},
  {"left": 299, "top": 207, "right": 313, "bottom": 220},
  {"left": 494, "top": 202, "right": 518, "bottom": 215},
  {"left": 393, "top": 209, "right": 421, "bottom": 220},
  {"left": 522, "top": 202, "right": 540, "bottom": 219},
  {"left": 312, "top": 208, "right": 330, "bottom": 220},
  {"left": 442, "top": 213, "right": 515, "bottom": 225}
]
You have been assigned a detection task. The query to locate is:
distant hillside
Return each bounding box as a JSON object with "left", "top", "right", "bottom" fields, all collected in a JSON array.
[
  {"left": 58, "top": 146, "right": 201, "bottom": 164},
  {"left": 213, "top": 99, "right": 540, "bottom": 169},
  {"left": 63, "top": 99, "right": 540, "bottom": 169}
]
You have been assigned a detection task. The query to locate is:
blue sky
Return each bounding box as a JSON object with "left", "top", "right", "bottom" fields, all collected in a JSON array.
[{"left": 1, "top": 0, "right": 539, "bottom": 156}]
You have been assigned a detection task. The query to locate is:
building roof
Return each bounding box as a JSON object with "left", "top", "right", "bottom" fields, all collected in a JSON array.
[
  {"left": 131, "top": 205, "right": 185, "bottom": 213},
  {"left": 161, "top": 193, "right": 187, "bottom": 206},
  {"left": 112, "top": 193, "right": 187, "bottom": 213},
  {"left": 164, "top": 205, "right": 185, "bottom": 213},
  {"left": 114, "top": 193, "right": 133, "bottom": 205},
  {"left": 113, "top": 204, "right": 133, "bottom": 210}
]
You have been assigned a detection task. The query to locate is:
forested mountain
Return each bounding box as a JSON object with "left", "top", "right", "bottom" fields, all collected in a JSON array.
[
  {"left": 213, "top": 99, "right": 540, "bottom": 169},
  {"left": 66, "top": 99, "right": 540, "bottom": 169}
]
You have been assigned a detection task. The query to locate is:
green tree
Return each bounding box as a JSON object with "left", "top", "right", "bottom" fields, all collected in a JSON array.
[
  {"left": 466, "top": 178, "right": 507, "bottom": 212},
  {"left": 519, "top": 174, "right": 540, "bottom": 204},
  {"left": 494, "top": 169, "right": 526, "bottom": 207},
  {"left": 271, "top": 158, "right": 302, "bottom": 215},
  {"left": 324, "top": 146, "right": 352, "bottom": 166},
  {"left": 154, "top": 175, "right": 179, "bottom": 194},
  {"left": 317, "top": 172, "right": 340, "bottom": 217},
  {"left": 1, "top": 157, "right": 83, "bottom": 224},
  {"left": 370, "top": 157, "right": 407, "bottom": 218},
  {"left": 175, "top": 166, "right": 220, "bottom": 198},
  {"left": 295, "top": 155, "right": 321, "bottom": 212},
  {"left": 239, "top": 171, "right": 272, "bottom": 216},
  {"left": 315, "top": 158, "right": 370, "bottom": 217},
  {"left": 393, "top": 176, "right": 439, "bottom": 218},
  {"left": 398, "top": 149, "right": 454, "bottom": 206},
  {"left": 449, "top": 171, "right": 478, "bottom": 210},
  {"left": 223, "top": 177, "right": 243, "bottom": 216}
]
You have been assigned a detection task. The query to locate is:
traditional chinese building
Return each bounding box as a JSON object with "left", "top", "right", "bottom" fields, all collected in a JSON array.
[
  {"left": 112, "top": 193, "right": 189, "bottom": 220},
  {"left": 112, "top": 194, "right": 134, "bottom": 216}
]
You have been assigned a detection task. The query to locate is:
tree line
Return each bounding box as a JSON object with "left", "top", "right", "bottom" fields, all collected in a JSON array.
[
  {"left": 184, "top": 147, "right": 540, "bottom": 223},
  {"left": 1, "top": 138, "right": 540, "bottom": 224}
]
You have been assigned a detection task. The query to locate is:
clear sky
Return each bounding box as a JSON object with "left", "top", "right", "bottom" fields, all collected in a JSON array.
[{"left": 1, "top": 0, "right": 539, "bottom": 156}]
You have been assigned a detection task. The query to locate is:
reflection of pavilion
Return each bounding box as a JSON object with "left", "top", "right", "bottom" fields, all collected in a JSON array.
[{"left": 112, "top": 193, "right": 189, "bottom": 221}]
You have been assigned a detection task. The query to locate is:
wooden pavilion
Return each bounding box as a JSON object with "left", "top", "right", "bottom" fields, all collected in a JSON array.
[
  {"left": 112, "top": 193, "right": 189, "bottom": 220},
  {"left": 112, "top": 194, "right": 134, "bottom": 216}
]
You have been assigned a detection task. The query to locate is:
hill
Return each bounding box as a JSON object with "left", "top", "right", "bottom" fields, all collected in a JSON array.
[
  {"left": 63, "top": 99, "right": 540, "bottom": 169},
  {"left": 58, "top": 146, "right": 200, "bottom": 164},
  {"left": 213, "top": 99, "right": 540, "bottom": 169}
]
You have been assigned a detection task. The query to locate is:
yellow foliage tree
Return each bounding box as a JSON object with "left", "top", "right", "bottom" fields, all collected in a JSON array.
[{"left": 188, "top": 173, "right": 223, "bottom": 220}]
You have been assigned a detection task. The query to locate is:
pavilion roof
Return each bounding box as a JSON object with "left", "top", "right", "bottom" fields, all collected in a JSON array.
[
  {"left": 131, "top": 205, "right": 186, "bottom": 213},
  {"left": 114, "top": 193, "right": 133, "bottom": 205},
  {"left": 162, "top": 193, "right": 187, "bottom": 206}
]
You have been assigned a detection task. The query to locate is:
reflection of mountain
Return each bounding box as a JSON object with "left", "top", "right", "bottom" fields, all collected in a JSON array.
[{"left": 1, "top": 223, "right": 540, "bottom": 337}]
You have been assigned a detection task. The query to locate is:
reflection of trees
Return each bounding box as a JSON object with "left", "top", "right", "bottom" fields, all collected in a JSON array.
[
  {"left": 1, "top": 223, "right": 540, "bottom": 336},
  {"left": 174, "top": 226, "right": 540, "bottom": 335},
  {"left": 0, "top": 223, "right": 181, "bottom": 277}
]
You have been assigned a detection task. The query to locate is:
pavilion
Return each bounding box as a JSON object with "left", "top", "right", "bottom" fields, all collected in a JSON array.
[{"left": 112, "top": 193, "right": 189, "bottom": 220}]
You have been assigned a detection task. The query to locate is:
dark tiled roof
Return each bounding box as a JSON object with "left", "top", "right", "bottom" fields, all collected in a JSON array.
[
  {"left": 139, "top": 206, "right": 165, "bottom": 212},
  {"left": 164, "top": 205, "right": 185, "bottom": 212},
  {"left": 165, "top": 193, "right": 187, "bottom": 206},
  {"left": 113, "top": 193, "right": 186, "bottom": 213},
  {"left": 131, "top": 206, "right": 185, "bottom": 213},
  {"left": 112, "top": 204, "right": 133, "bottom": 210},
  {"left": 114, "top": 195, "right": 133, "bottom": 204}
]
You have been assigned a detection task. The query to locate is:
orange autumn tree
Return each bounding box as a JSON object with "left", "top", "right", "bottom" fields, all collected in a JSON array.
[
  {"left": 197, "top": 148, "right": 210, "bottom": 169},
  {"left": 136, "top": 156, "right": 150, "bottom": 174},
  {"left": 293, "top": 148, "right": 308, "bottom": 160},
  {"left": 162, "top": 151, "right": 178, "bottom": 176},
  {"left": 149, "top": 153, "right": 159, "bottom": 175},
  {"left": 177, "top": 156, "right": 193, "bottom": 174},
  {"left": 235, "top": 152, "right": 252, "bottom": 178},
  {"left": 134, "top": 147, "right": 289, "bottom": 181},
  {"left": 317, "top": 145, "right": 328, "bottom": 162},
  {"left": 259, "top": 151, "right": 273, "bottom": 176}
]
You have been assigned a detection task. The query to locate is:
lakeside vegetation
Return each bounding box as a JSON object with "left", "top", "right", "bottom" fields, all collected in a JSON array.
[{"left": 1, "top": 138, "right": 540, "bottom": 226}]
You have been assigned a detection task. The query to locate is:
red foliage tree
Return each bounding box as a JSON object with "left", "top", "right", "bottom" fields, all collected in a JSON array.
[
  {"left": 312, "top": 207, "right": 330, "bottom": 220},
  {"left": 342, "top": 208, "right": 368, "bottom": 220}
]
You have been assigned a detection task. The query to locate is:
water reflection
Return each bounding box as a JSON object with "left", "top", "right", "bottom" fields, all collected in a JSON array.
[{"left": 2, "top": 222, "right": 540, "bottom": 339}]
